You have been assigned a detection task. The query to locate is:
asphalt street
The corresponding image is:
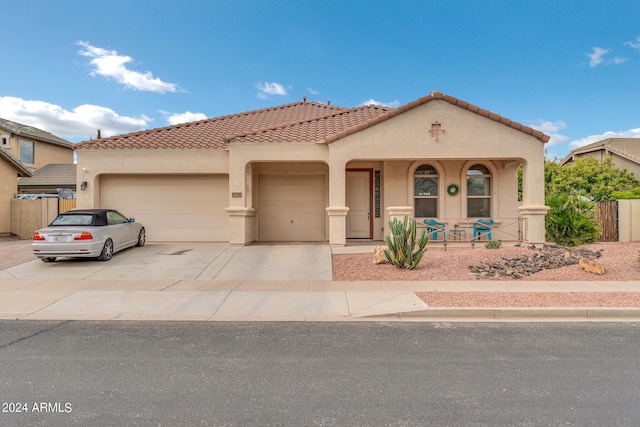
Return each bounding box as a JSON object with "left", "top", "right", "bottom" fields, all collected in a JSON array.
[{"left": 2, "top": 321, "right": 640, "bottom": 426}]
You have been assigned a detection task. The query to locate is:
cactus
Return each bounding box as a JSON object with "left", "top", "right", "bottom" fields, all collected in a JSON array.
[{"left": 383, "top": 216, "right": 428, "bottom": 270}]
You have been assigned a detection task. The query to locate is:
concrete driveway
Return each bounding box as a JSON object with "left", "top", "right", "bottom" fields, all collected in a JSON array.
[{"left": 0, "top": 241, "right": 333, "bottom": 281}]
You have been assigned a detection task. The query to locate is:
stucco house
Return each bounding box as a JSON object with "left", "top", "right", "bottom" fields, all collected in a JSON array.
[
  {"left": 0, "top": 118, "right": 74, "bottom": 234},
  {"left": 74, "top": 90, "right": 550, "bottom": 245},
  {"left": 561, "top": 138, "right": 640, "bottom": 180}
]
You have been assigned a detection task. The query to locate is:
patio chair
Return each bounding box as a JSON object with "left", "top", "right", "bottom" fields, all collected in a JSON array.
[
  {"left": 472, "top": 218, "right": 494, "bottom": 241},
  {"left": 424, "top": 219, "right": 446, "bottom": 241}
]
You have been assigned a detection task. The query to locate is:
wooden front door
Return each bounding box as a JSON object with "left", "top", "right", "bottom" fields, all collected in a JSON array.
[{"left": 346, "top": 170, "right": 371, "bottom": 239}]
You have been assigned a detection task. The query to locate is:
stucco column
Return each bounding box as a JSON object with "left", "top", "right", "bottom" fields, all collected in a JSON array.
[
  {"left": 225, "top": 207, "right": 256, "bottom": 245},
  {"left": 326, "top": 161, "right": 348, "bottom": 245},
  {"left": 519, "top": 158, "right": 549, "bottom": 244},
  {"left": 386, "top": 206, "right": 415, "bottom": 238}
]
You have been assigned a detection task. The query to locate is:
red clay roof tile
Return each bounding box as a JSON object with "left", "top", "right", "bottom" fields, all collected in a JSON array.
[{"left": 74, "top": 91, "right": 550, "bottom": 150}]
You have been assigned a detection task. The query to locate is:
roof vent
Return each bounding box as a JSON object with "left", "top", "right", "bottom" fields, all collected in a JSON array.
[{"left": 303, "top": 96, "right": 307, "bottom": 104}]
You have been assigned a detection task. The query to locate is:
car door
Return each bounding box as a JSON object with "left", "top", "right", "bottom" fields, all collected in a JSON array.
[{"left": 106, "top": 211, "right": 135, "bottom": 251}]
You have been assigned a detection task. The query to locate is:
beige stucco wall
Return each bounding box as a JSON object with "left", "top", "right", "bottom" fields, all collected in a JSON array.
[
  {"left": 75, "top": 148, "right": 230, "bottom": 208},
  {"left": 618, "top": 199, "right": 640, "bottom": 242},
  {"left": 0, "top": 160, "right": 18, "bottom": 234},
  {"left": 3, "top": 135, "right": 73, "bottom": 170}
]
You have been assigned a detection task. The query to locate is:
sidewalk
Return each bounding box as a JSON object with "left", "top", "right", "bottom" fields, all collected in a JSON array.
[{"left": 1, "top": 239, "right": 639, "bottom": 322}]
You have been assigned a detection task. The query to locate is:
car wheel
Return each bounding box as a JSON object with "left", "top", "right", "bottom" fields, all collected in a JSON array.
[
  {"left": 135, "top": 228, "right": 146, "bottom": 247},
  {"left": 40, "top": 257, "right": 57, "bottom": 263},
  {"left": 97, "top": 239, "right": 114, "bottom": 261}
]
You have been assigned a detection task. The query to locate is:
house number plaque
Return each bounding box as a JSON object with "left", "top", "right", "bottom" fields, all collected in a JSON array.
[{"left": 232, "top": 192, "right": 242, "bottom": 198}]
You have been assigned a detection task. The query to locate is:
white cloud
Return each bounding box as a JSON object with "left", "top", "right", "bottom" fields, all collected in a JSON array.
[
  {"left": 76, "top": 41, "right": 179, "bottom": 93},
  {"left": 255, "top": 82, "right": 288, "bottom": 99},
  {"left": 359, "top": 98, "right": 401, "bottom": 108},
  {"left": 625, "top": 36, "right": 640, "bottom": 51},
  {"left": 588, "top": 47, "right": 610, "bottom": 67},
  {"left": 527, "top": 119, "right": 570, "bottom": 147},
  {"left": 166, "top": 111, "right": 207, "bottom": 125},
  {"left": 587, "top": 46, "right": 627, "bottom": 67},
  {"left": 0, "top": 96, "right": 149, "bottom": 141},
  {"left": 307, "top": 88, "right": 319, "bottom": 95},
  {"left": 568, "top": 128, "right": 640, "bottom": 150}
]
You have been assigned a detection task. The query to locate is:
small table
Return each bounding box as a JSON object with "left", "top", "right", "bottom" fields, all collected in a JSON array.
[{"left": 449, "top": 228, "right": 466, "bottom": 241}]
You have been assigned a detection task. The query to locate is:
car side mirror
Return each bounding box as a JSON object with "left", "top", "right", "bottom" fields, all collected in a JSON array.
[{"left": 129, "top": 218, "right": 135, "bottom": 223}]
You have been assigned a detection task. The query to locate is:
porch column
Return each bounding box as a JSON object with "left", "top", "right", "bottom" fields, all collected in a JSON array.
[
  {"left": 519, "top": 158, "right": 549, "bottom": 244},
  {"left": 327, "top": 162, "right": 348, "bottom": 245},
  {"left": 386, "top": 206, "right": 415, "bottom": 237},
  {"left": 326, "top": 207, "right": 349, "bottom": 245},
  {"left": 225, "top": 207, "right": 256, "bottom": 245}
]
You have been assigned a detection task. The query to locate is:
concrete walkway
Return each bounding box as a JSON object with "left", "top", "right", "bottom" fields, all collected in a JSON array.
[{"left": 1, "top": 240, "right": 639, "bottom": 322}]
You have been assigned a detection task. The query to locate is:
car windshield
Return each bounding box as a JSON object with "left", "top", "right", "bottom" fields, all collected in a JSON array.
[{"left": 50, "top": 214, "right": 95, "bottom": 226}]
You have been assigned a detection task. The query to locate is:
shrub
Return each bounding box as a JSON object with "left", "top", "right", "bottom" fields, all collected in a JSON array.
[
  {"left": 485, "top": 240, "right": 502, "bottom": 249},
  {"left": 611, "top": 188, "right": 640, "bottom": 199},
  {"left": 384, "top": 216, "right": 428, "bottom": 270},
  {"left": 545, "top": 194, "right": 601, "bottom": 246}
]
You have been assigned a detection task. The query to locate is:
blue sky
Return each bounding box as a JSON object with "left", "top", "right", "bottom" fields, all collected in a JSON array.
[{"left": 1, "top": 0, "right": 639, "bottom": 159}]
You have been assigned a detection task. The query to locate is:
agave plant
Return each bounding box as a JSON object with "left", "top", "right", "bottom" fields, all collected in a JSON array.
[{"left": 384, "top": 216, "right": 428, "bottom": 270}]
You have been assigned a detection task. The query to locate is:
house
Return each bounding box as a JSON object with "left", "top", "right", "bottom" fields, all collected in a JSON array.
[
  {"left": 0, "top": 118, "right": 74, "bottom": 234},
  {"left": 18, "top": 164, "right": 77, "bottom": 195},
  {"left": 560, "top": 138, "right": 640, "bottom": 179},
  {"left": 74, "top": 90, "right": 550, "bottom": 245}
]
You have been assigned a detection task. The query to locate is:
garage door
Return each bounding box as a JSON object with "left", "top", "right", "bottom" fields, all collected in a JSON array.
[
  {"left": 100, "top": 174, "right": 229, "bottom": 242},
  {"left": 258, "top": 174, "right": 326, "bottom": 241}
]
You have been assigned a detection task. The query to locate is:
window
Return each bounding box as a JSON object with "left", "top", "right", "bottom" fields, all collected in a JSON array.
[
  {"left": 19, "top": 139, "right": 34, "bottom": 164},
  {"left": 467, "top": 164, "right": 491, "bottom": 217},
  {"left": 0, "top": 135, "right": 9, "bottom": 148},
  {"left": 414, "top": 164, "right": 438, "bottom": 217},
  {"left": 107, "top": 211, "right": 130, "bottom": 225}
]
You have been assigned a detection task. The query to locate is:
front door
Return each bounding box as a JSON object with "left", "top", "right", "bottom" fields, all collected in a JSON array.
[{"left": 346, "top": 170, "right": 371, "bottom": 239}]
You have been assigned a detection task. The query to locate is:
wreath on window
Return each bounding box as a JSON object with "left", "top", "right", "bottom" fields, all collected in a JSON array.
[{"left": 447, "top": 183, "right": 460, "bottom": 197}]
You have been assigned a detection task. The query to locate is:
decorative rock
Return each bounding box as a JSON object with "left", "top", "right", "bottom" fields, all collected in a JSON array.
[
  {"left": 468, "top": 244, "right": 604, "bottom": 280},
  {"left": 579, "top": 258, "right": 605, "bottom": 275},
  {"left": 373, "top": 245, "right": 388, "bottom": 265}
]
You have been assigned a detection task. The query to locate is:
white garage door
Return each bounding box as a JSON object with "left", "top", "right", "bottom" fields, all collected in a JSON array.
[
  {"left": 100, "top": 174, "right": 229, "bottom": 242},
  {"left": 258, "top": 174, "right": 326, "bottom": 241}
]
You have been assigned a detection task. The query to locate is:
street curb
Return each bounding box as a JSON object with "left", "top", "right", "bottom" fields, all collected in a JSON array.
[{"left": 387, "top": 307, "right": 640, "bottom": 322}]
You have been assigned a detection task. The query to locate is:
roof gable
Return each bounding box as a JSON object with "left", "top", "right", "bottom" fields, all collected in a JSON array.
[
  {"left": 561, "top": 138, "right": 640, "bottom": 165},
  {"left": 325, "top": 91, "right": 549, "bottom": 143},
  {"left": 0, "top": 118, "right": 72, "bottom": 148}
]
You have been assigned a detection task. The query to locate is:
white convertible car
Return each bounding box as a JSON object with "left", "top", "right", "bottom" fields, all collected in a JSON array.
[{"left": 32, "top": 209, "right": 145, "bottom": 262}]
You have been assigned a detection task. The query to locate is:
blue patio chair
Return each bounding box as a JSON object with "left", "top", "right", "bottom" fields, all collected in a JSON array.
[
  {"left": 424, "top": 219, "right": 445, "bottom": 241},
  {"left": 473, "top": 218, "right": 494, "bottom": 241}
]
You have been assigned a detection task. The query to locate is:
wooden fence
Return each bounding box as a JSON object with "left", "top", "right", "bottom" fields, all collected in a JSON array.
[
  {"left": 59, "top": 199, "right": 77, "bottom": 213},
  {"left": 596, "top": 201, "right": 618, "bottom": 242}
]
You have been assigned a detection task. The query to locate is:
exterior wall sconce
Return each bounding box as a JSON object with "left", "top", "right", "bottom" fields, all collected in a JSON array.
[{"left": 80, "top": 181, "right": 88, "bottom": 191}]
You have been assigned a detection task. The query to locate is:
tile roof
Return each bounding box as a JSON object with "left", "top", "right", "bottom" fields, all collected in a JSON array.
[
  {"left": 74, "top": 101, "right": 348, "bottom": 150},
  {"left": 0, "top": 118, "right": 72, "bottom": 148},
  {"left": 561, "top": 138, "right": 640, "bottom": 165},
  {"left": 74, "top": 91, "right": 550, "bottom": 150},
  {"left": 227, "top": 105, "right": 393, "bottom": 143},
  {"left": 18, "top": 164, "right": 77, "bottom": 188}
]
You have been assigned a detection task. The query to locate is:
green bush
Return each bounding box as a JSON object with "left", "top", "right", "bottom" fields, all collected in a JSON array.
[
  {"left": 384, "top": 216, "right": 428, "bottom": 270},
  {"left": 545, "top": 194, "right": 601, "bottom": 246},
  {"left": 484, "top": 240, "right": 502, "bottom": 249},
  {"left": 611, "top": 187, "right": 640, "bottom": 199}
]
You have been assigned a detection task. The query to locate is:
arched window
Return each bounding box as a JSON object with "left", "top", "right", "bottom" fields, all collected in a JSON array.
[
  {"left": 467, "top": 164, "right": 491, "bottom": 217},
  {"left": 414, "top": 164, "right": 438, "bottom": 218}
]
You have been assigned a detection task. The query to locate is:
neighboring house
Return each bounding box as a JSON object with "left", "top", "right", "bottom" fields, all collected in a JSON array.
[
  {"left": 561, "top": 138, "right": 640, "bottom": 179},
  {"left": 18, "top": 164, "right": 77, "bottom": 194},
  {"left": 75, "top": 90, "right": 550, "bottom": 245},
  {"left": 0, "top": 118, "right": 74, "bottom": 234}
]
